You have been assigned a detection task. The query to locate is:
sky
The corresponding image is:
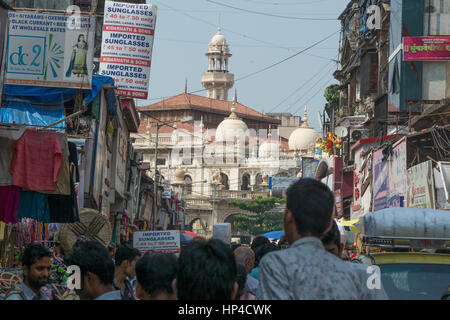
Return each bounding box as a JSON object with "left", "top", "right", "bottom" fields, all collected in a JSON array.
[{"left": 139, "top": 0, "right": 349, "bottom": 132}]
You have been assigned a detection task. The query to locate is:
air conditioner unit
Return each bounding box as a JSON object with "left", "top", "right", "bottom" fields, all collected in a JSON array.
[{"left": 350, "top": 128, "right": 370, "bottom": 143}]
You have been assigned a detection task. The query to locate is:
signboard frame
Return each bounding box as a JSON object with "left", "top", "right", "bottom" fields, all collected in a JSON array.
[
  {"left": 403, "top": 36, "right": 450, "bottom": 61},
  {"left": 5, "top": 10, "right": 95, "bottom": 89},
  {"left": 99, "top": 1, "right": 157, "bottom": 99},
  {"left": 133, "top": 230, "right": 181, "bottom": 253}
]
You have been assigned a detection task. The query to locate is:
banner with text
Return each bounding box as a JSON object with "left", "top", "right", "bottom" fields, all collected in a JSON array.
[
  {"left": 407, "top": 160, "right": 435, "bottom": 209},
  {"left": 403, "top": 36, "right": 450, "bottom": 61},
  {"left": 372, "top": 148, "right": 389, "bottom": 211},
  {"left": 133, "top": 230, "right": 181, "bottom": 253},
  {"left": 301, "top": 157, "right": 319, "bottom": 178},
  {"left": 269, "top": 177, "right": 298, "bottom": 191},
  {"left": 99, "top": 1, "right": 157, "bottom": 99},
  {"left": 5, "top": 11, "right": 95, "bottom": 89}
]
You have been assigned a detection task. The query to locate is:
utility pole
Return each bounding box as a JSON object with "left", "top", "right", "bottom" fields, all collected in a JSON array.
[{"left": 152, "top": 123, "right": 160, "bottom": 230}]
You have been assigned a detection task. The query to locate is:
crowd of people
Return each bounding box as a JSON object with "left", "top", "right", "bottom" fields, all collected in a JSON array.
[{"left": 2, "top": 178, "right": 388, "bottom": 300}]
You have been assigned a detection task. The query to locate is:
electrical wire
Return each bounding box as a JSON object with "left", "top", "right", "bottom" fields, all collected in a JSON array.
[
  {"left": 267, "top": 59, "right": 334, "bottom": 112},
  {"left": 206, "top": 0, "right": 338, "bottom": 20}
]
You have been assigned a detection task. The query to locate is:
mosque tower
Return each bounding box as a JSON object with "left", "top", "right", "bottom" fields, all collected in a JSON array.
[{"left": 201, "top": 27, "right": 234, "bottom": 101}]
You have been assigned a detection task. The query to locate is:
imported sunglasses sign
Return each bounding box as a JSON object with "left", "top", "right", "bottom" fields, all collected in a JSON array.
[
  {"left": 99, "top": 1, "right": 157, "bottom": 99},
  {"left": 133, "top": 230, "right": 181, "bottom": 253}
]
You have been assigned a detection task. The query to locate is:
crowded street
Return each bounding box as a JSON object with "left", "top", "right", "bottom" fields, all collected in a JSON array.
[{"left": 0, "top": 0, "right": 449, "bottom": 307}]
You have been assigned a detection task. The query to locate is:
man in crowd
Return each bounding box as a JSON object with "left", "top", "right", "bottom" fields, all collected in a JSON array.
[
  {"left": 234, "top": 246, "right": 258, "bottom": 296},
  {"left": 248, "top": 236, "right": 270, "bottom": 281},
  {"left": 321, "top": 219, "right": 388, "bottom": 299},
  {"left": 66, "top": 240, "right": 121, "bottom": 300},
  {"left": 114, "top": 244, "right": 141, "bottom": 300},
  {"left": 135, "top": 252, "right": 177, "bottom": 300},
  {"left": 173, "top": 238, "right": 238, "bottom": 300},
  {"left": 257, "top": 178, "right": 367, "bottom": 300},
  {"left": 5, "top": 243, "right": 52, "bottom": 300}
]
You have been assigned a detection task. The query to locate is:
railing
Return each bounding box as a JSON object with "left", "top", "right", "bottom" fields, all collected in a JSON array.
[
  {"left": 185, "top": 198, "right": 212, "bottom": 209},
  {"left": 216, "top": 190, "right": 268, "bottom": 200}
]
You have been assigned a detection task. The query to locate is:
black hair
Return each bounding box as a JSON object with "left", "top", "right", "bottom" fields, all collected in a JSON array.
[
  {"left": 286, "top": 178, "right": 334, "bottom": 237},
  {"left": 255, "top": 243, "right": 279, "bottom": 265},
  {"left": 78, "top": 34, "right": 85, "bottom": 41},
  {"left": 115, "top": 244, "right": 141, "bottom": 266},
  {"left": 321, "top": 220, "right": 341, "bottom": 248},
  {"left": 21, "top": 243, "right": 52, "bottom": 268},
  {"left": 135, "top": 253, "right": 177, "bottom": 296},
  {"left": 176, "top": 239, "right": 237, "bottom": 300},
  {"left": 66, "top": 240, "right": 114, "bottom": 285},
  {"left": 231, "top": 243, "right": 240, "bottom": 252},
  {"left": 251, "top": 236, "right": 270, "bottom": 252},
  {"left": 235, "top": 263, "right": 248, "bottom": 300}
]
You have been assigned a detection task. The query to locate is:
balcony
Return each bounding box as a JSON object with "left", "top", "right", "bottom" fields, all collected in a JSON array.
[
  {"left": 185, "top": 198, "right": 212, "bottom": 210},
  {"left": 216, "top": 190, "right": 268, "bottom": 200}
]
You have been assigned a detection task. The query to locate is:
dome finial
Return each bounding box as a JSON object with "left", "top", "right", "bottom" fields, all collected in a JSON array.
[
  {"left": 268, "top": 124, "right": 272, "bottom": 141},
  {"left": 301, "top": 106, "right": 309, "bottom": 128}
]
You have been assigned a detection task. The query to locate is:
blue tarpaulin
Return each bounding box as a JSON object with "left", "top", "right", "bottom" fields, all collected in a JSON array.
[{"left": 1, "top": 75, "right": 115, "bottom": 128}]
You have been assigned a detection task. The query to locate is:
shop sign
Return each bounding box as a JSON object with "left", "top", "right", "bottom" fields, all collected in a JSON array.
[
  {"left": 99, "top": 1, "right": 157, "bottom": 99},
  {"left": 0, "top": 6, "right": 9, "bottom": 105},
  {"left": 407, "top": 160, "right": 435, "bottom": 209},
  {"left": 403, "top": 36, "right": 450, "bottom": 61},
  {"left": 372, "top": 148, "right": 389, "bottom": 211},
  {"left": 301, "top": 157, "right": 319, "bottom": 178},
  {"left": 133, "top": 230, "right": 181, "bottom": 253},
  {"left": 269, "top": 177, "right": 298, "bottom": 191},
  {"left": 388, "top": 138, "right": 407, "bottom": 207},
  {"left": 5, "top": 11, "right": 95, "bottom": 89},
  {"left": 162, "top": 179, "right": 171, "bottom": 199}
]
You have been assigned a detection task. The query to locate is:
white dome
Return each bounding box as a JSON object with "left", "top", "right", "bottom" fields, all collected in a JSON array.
[
  {"left": 259, "top": 140, "right": 279, "bottom": 158},
  {"left": 216, "top": 118, "right": 248, "bottom": 141},
  {"left": 210, "top": 27, "right": 228, "bottom": 46},
  {"left": 215, "top": 97, "right": 248, "bottom": 142},
  {"left": 288, "top": 107, "right": 318, "bottom": 151}
]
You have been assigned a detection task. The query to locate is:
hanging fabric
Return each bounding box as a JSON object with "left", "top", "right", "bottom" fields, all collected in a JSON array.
[{"left": 19, "top": 190, "right": 50, "bottom": 223}]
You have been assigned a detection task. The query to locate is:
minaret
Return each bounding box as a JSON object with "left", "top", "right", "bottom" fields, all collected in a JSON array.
[{"left": 201, "top": 27, "right": 234, "bottom": 101}]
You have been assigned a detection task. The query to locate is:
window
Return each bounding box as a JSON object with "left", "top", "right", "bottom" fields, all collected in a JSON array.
[
  {"left": 380, "top": 263, "right": 450, "bottom": 300},
  {"left": 241, "top": 174, "right": 250, "bottom": 191},
  {"left": 156, "top": 158, "right": 166, "bottom": 165},
  {"left": 184, "top": 175, "right": 192, "bottom": 195}
]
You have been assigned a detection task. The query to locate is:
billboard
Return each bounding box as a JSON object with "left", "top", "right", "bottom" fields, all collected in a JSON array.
[
  {"left": 407, "top": 160, "right": 435, "bottom": 209},
  {"left": 133, "top": 230, "right": 181, "bottom": 253},
  {"left": 268, "top": 177, "right": 298, "bottom": 191},
  {"left": 5, "top": 11, "right": 95, "bottom": 89},
  {"left": 388, "top": 137, "right": 407, "bottom": 208},
  {"left": 301, "top": 157, "right": 319, "bottom": 178},
  {"left": 403, "top": 36, "right": 450, "bottom": 61},
  {"left": 99, "top": 1, "right": 157, "bottom": 99},
  {"left": 372, "top": 148, "right": 389, "bottom": 211}
]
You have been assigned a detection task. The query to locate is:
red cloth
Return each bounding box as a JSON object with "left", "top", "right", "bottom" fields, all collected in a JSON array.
[{"left": 9, "top": 130, "right": 62, "bottom": 191}]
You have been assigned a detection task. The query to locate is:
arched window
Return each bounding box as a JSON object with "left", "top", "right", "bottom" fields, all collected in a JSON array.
[
  {"left": 220, "top": 173, "right": 229, "bottom": 190},
  {"left": 241, "top": 173, "right": 250, "bottom": 191},
  {"left": 184, "top": 175, "right": 192, "bottom": 195}
]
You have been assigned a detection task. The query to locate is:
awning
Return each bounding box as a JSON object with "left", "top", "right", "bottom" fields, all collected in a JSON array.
[{"left": 1, "top": 75, "right": 115, "bottom": 128}]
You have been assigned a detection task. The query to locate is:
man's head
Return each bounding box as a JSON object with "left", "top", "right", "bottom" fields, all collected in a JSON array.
[
  {"left": 135, "top": 253, "right": 177, "bottom": 300},
  {"left": 21, "top": 243, "right": 52, "bottom": 291},
  {"left": 233, "top": 246, "right": 255, "bottom": 274},
  {"left": 66, "top": 240, "right": 115, "bottom": 300},
  {"left": 321, "top": 220, "right": 344, "bottom": 258},
  {"left": 255, "top": 243, "right": 279, "bottom": 266},
  {"left": 251, "top": 236, "right": 270, "bottom": 252},
  {"left": 115, "top": 244, "right": 141, "bottom": 279},
  {"left": 285, "top": 178, "right": 334, "bottom": 244},
  {"left": 174, "top": 239, "right": 238, "bottom": 300}
]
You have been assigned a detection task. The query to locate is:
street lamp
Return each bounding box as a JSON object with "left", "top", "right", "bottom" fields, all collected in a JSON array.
[{"left": 151, "top": 116, "right": 193, "bottom": 230}]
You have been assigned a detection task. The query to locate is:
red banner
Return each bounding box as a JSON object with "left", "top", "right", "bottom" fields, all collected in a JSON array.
[{"left": 403, "top": 36, "right": 450, "bottom": 61}]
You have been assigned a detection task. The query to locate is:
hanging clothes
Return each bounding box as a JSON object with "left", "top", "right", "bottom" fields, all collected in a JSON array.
[
  {"left": 32, "top": 133, "right": 70, "bottom": 195},
  {"left": 19, "top": 190, "right": 50, "bottom": 223},
  {"left": 0, "top": 127, "right": 26, "bottom": 186},
  {"left": 68, "top": 141, "right": 80, "bottom": 182},
  {"left": 48, "top": 175, "right": 80, "bottom": 223},
  {"left": 0, "top": 185, "right": 20, "bottom": 224},
  {"left": 9, "top": 129, "right": 62, "bottom": 192}
]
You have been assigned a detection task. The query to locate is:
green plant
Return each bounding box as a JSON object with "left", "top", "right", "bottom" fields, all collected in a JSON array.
[{"left": 229, "top": 197, "right": 285, "bottom": 236}]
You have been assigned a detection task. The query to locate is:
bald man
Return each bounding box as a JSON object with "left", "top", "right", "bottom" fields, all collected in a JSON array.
[{"left": 234, "top": 246, "right": 258, "bottom": 296}]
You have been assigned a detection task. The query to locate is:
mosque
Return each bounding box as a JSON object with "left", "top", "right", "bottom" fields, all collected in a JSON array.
[{"left": 132, "top": 27, "right": 323, "bottom": 238}]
